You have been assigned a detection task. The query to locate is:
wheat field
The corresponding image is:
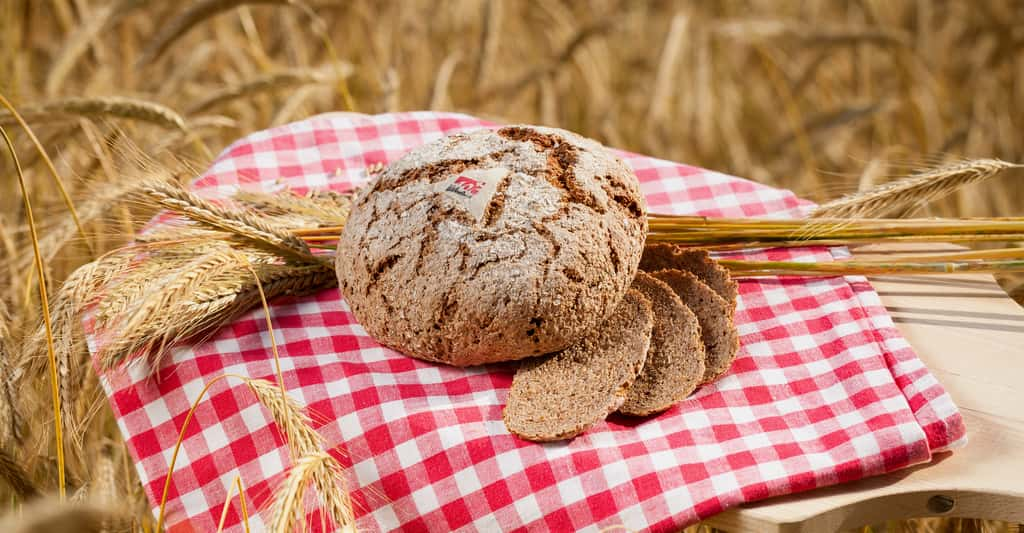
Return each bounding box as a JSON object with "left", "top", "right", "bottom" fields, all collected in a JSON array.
[{"left": 0, "top": 0, "right": 1020, "bottom": 531}]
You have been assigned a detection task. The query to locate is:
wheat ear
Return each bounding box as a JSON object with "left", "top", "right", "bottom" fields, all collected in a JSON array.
[
  {"left": 246, "top": 379, "right": 354, "bottom": 529},
  {"left": 187, "top": 65, "right": 352, "bottom": 114},
  {"left": 0, "top": 297, "right": 21, "bottom": 445},
  {"left": 0, "top": 446, "right": 38, "bottom": 499},
  {"left": 269, "top": 451, "right": 334, "bottom": 533},
  {"left": 98, "top": 260, "right": 335, "bottom": 369},
  {"left": 811, "top": 159, "right": 1022, "bottom": 218},
  {"left": 0, "top": 96, "right": 188, "bottom": 132},
  {"left": 139, "top": 0, "right": 301, "bottom": 65},
  {"left": 232, "top": 188, "right": 353, "bottom": 227},
  {"left": 138, "top": 181, "right": 325, "bottom": 265}
]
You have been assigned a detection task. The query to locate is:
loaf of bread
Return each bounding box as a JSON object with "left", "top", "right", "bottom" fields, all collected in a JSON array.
[
  {"left": 336, "top": 125, "right": 647, "bottom": 366},
  {"left": 503, "top": 290, "right": 653, "bottom": 441},
  {"left": 618, "top": 272, "right": 706, "bottom": 416}
]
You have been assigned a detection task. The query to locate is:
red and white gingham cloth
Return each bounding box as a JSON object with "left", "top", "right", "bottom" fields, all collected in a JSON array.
[{"left": 97, "top": 112, "right": 965, "bottom": 532}]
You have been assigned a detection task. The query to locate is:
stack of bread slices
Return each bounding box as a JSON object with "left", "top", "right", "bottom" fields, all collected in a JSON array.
[
  {"left": 504, "top": 244, "right": 738, "bottom": 441},
  {"left": 336, "top": 125, "right": 739, "bottom": 442}
]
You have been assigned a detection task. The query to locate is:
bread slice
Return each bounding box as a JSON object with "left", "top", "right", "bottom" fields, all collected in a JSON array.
[
  {"left": 618, "top": 272, "right": 706, "bottom": 416},
  {"left": 503, "top": 290, "right": 653, "bottom": 441},
  {"left": 652, "top": 269, "right": 739, "bottom": 383},
  {"left": 640, "top": 244, "right": 738, "bottom": 308}
]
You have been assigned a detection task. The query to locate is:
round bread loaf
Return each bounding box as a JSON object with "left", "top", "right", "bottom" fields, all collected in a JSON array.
[{"left": 336, "top": 125, "right": 648, "bottom": 366}]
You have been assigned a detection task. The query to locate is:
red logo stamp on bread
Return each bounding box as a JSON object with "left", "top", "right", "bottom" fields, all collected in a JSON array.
[
  {"left": 447, "top": 175, "right": 485, "bottom": 197},
  {"left": 437, "top": 166, "right": 510, "bottom": 222}
]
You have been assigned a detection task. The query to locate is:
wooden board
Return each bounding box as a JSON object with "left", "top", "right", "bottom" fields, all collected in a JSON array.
[{"left": 706, "top": 244, "right": 1024, "bottom": 532}]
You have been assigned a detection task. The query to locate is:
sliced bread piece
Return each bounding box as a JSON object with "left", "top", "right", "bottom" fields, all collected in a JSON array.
[
  {"left": 652, "top": 269, "right": 739, "bottom": 383},
  {"left": 503, "top": 290, "right": 653, "bottom": 441},
  {"left": 640, "top": 244, "right": 738, "bottom": 308},
  {"left": 618, "top": 272, "right": 706, "bottom": 416}
]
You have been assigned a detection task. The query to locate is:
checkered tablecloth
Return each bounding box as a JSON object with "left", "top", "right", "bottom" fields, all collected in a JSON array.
[{"left": 98, "top": 112, "right": 965, "bottom": 532}]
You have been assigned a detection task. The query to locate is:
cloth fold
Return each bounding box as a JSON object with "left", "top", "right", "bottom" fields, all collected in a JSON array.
[{"left": 97, "top": 112, "right": 964, "bottom": 533}]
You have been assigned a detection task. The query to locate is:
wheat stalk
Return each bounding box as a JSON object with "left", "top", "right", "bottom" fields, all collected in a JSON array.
[
  {"left": 473, "top": 0, "right": 502, "bottom": 87},
  {"left": 0, "top": 96, "right": 188, "bottom": 132},
  {"left": 714, "top": 20, "right": 911, "bottom": 48},
  {"left": 722, "top": 257, "right": 1024, "bottom": 277},
  {"left": 1, "top": 125, "right": 67, "bottom": 500},
  {"left": 428, "top": 52, "right": 462, "bottom": 111},
  {"left": 811, "top": 159, "right": 1022, "bottom": 218},
  {"left": 0, "top": 500, "right": 131, "bottom": 533},
  {"left": 214, "top": 475, "right": 250, "bottom": 533},
  {"left": 139, "top": 0, "right": 303, "bottom": 65},
  {"left": 0, "top": 92, "right": 91, "bottom": 255},
  {"left": 646, "top": 13, "right": 689, "bottom": 124},
  {"left": 186, "top": 65, "right": 352, "bottom": 115},
  {"left": 44, "top": 0, "right": 152, "bottom": 96}
]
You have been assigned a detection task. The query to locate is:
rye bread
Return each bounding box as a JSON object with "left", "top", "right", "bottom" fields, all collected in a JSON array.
[
  {"left": 618, "top": 272, "right": 706, "bottom": 416},
  {"left": 652, "top": 269, "right": 739, "bottom": 382},
  {"left": 640, "top": 244, "right": 738, "bottom": 308},
  {"left": 503, "top": 290, "right": 653, "bottom": 441},
  {"left": 336, "top": 125, "right": 648, "bottom": 366}
]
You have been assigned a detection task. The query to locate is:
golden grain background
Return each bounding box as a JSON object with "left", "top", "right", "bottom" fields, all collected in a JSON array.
[{"left": 0, "top": 0, "right": 1020, "bottom": 531}]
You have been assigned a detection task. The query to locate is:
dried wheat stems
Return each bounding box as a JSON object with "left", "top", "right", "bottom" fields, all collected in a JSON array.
[
  {"left": 49, "top": 183, "right": 347, "bottom": 371},
  {"left": 721, "top": 256, "right": 1024, "bottom": 277},
  {"left": 646, "top": 216, "right": 1024, "bottom": 248}
]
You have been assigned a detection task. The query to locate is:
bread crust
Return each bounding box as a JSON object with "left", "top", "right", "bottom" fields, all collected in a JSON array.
[{"left": 336, "top": 126, "right": 647, "bottom": 366}]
